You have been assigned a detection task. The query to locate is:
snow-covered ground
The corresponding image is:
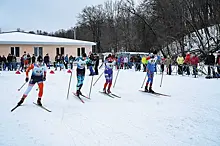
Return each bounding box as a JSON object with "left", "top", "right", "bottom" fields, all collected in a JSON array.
[{"left": 1, "top": 68, "right": 220, "bottom": 146}]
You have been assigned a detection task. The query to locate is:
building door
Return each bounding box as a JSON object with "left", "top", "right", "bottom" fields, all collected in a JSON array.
[{"left": 34, "top": 47, "right": 43, "bottom": 56}]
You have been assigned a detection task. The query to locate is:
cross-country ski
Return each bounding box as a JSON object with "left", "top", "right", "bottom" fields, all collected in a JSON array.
[
  {"left": 72, "top": 92, "right": 85, "bottom": 103},
  {"left": 33, "top": 102, "right": 52, "bottom": 112},
  {"left": 139, "top": 90, "right": 171, "bottom": 97}
]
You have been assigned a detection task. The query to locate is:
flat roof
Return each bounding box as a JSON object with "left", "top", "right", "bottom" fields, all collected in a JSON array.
[{"left": 0, "top": 32, "right": 96, "bottom": 46}]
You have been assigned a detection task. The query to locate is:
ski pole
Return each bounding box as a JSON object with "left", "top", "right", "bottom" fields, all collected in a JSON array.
[
  {"left": 113, "top": 69, "right": 120, "bottom": 88},
  {"left": 99, "top": 62, "right": 104, "bottom": 69},
  {"left": 18, "top": 82, "right": 27, "bottom": 91},
  {"left": 89, "top": 75, "right": 94, "bottom": 98},
  {"left": 93, "top": 72, "right": 104, "bottom": 86},
  {"left": 141, "top": 75, "right": 147, "bottom": 88},
  {"left": 67, "top": 72, "right": 73, "bottom": 100}
]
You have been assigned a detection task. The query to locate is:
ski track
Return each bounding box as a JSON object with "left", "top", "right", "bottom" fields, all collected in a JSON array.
[{"left": 0, "top": 70, "right": 220, "bottom": 146}]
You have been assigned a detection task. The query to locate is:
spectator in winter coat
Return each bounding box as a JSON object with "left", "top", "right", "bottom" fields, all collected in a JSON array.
[
  {"left": 64, "top": 54, "right": 69, "bottom": 69},
  {"left": 60, "top": 55, "right": 65, "bottom": 70},
  {"left": 27, "top": 53, "right": 31, "bottom": 65},
  {"left": 128, "top": 56, "right": 133, "bottom": 69},
  {"left": 20, "top": 56, "right": 24, "bottom": 72},
  {"left": 142, "top": 56, "right": 147, "bottom": 72},
  {"left": 135, "top": 54, "right": 142, "bottom": 71},
  {"left": 117, "top": 57, "right": 120, "bottom": 70},
  {"left": 205, "top": 53, "right": 216, "bottom": 77},
  {"left": 2, "top": 55, "right": 7, "bottom": 70},
  {"left": 120, "top": 56, "right": 124, "bottom": 69},
  {"left": 11, "top": 55, "right": 17, "bottom": 71},
  {"left": 88, "top": 53, "right": 95, "bottom": 76},
  {"left": 176, "top": 54, "right": 184, "bottom": 75},
  {"left": 94, "top": 53, "right": 99, "bottom": 75},
  {"left": 55, "top": 54, "right": 61, "bottom": 71},
  {"left": 216, "top": 51, "right": 220, "bottom": 74},
  {"left": 7, "top": 53, "right": 13, "bottom": 71},
  {"left": 32, "top": 54, "right": 36, "bottom": 64},
  {"left": 44, "top": 54, "right": 50, "bottom": 69},
  {"left": 184, "top": 52, "right": 191, "bottom": 75},
  {"left": 184, "top": 53, "right": 191, "bottom": 64},
  {"left": 69, "top": 55, "right": 74, "bottom": 69},
  {"left": 124, "top": 56, "right": 128, "bottom": 69},
  {"left": 165, "top": 56, "right": 172, "bottom": 75},
  {"left": 22, "top": 52, "right": 29, "bottom": 70},
  {"left": 190, "top": 53, "right": 199, "bottom": 76}
]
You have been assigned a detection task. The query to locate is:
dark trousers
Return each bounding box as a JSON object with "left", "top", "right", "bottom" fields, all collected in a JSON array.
[
  {"left": 161, "top": 64, "right": 164, "bottom": 72},
  {"left": 167, "top": 64, "right": 172, "bottom": 75},
  {"left": 192, "top": 65, "right": 198, "bottom": 76},
  {"left": 70, "top": 63, "right": 73, "bottom": 69},
  {"left": 94, "top": 65, "right": 98, "bottom": 75},
  {"left": 178, "top": 65, "right": 183, "bottom": 74},
  {"left": 185, "top": 66, "right": 190, "bottom": 75}
]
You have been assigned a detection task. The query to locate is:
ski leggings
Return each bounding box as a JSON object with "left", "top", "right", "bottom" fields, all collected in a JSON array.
[
  {"left": 147, "top": 72, "right": 154, "bottom": 84},
  {"left": 89, "top": 66, "right": 95, "bottom": 75},
  {"left": 105, "top": 73, "right": 113, "bottom": 83},
  {"left": 76, "top": 74, "right": 85, "bottom": 90},
  {"left": 23, "top": 82, "right": 44, "bottom": 98}
]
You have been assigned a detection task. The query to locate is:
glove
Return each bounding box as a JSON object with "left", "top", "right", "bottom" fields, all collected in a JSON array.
[
  {"left": 25, "top": 77, "right": 29, "bottom": 82},
  {"left": 43, "top": 76, "right": 46, "bottom": 81}
]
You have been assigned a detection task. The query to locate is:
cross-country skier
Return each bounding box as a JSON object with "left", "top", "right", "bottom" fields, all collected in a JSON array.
[
  {"left": 103, "top": 54, "right": 115, "bottom": 93},
  {"left": 17, "top": 56, "right": 47, "bottom": 106},
  {"left": 144, "top": 54, "right": 157, "bottom": 93},
  {"left": 75, "top": 53, "right": 89, "bottom": 96}
]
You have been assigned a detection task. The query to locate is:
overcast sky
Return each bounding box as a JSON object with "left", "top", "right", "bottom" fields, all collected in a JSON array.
[{"left": 0, "top": 0, "right": 110, "bottom": 32}]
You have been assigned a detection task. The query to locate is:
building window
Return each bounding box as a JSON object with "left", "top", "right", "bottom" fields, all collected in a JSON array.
[
  {"left": 56, "top": 48, "right": 59, "bottom": 55},
  {"left": 56, "top": 47, "right": 64, "bottom": 55},
  {"left": 61, "top": 47, "right": 64, "bottom": 55},
  {"left": 77, "top": 48, "right": 80, "bottom": 56},
  {"left": 34, "top": 47, "right": 43, "bottom": 56},
  {"left": 81, "top": 47, "right": 85, "bottom": 55},
  {"left": 10, "top": 47, "right": 20, "bottom": 57}
]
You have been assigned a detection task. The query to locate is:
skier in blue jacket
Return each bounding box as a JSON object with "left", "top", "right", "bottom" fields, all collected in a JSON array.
[{"left": 145, "top": 54, "right": 157, "bottom": 93}]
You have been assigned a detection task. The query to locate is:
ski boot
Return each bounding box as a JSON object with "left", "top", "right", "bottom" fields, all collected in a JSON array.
[
  {"left": 17, "top": 97, "right": 25, "bottom": 106},
  {"left": 103, "top": 88, "right": 106, "bottom": 93},
  {"left": 79, "top": 90, "right": 83, "bottom": 95},
  {"left": 76, "top": 90, "right": 82, "bottom": 96},
  {"left": 37, "top": 98, "right": 42, "bottom": 106},
  {"left": 149, "top": 87, "right": 155, "bottom": 93},
  {"left": 144, "top": 86, "right": 149, "bottom": 92},
  {"left": 107, "top": 89, "right": 111, "bottom": 94},
  {"left": 77, "top": 90, "right": 83, "bottom": 95}
]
